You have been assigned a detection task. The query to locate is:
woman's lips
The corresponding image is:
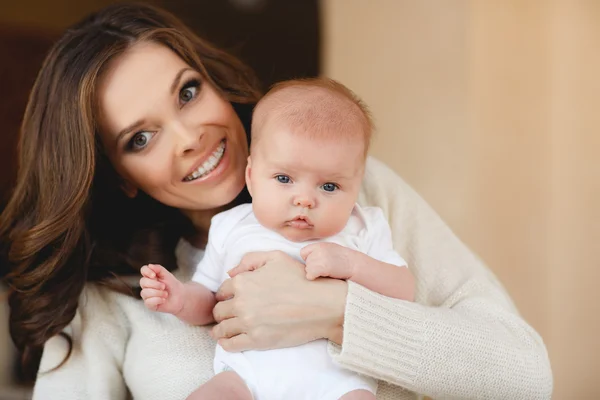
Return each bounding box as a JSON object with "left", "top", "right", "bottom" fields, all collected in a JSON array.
[
  {"left": 182, "top": 139, "right": 230, "bottom": 185},
  {"left": 183, "top": 139, "right": 226, "bottom": 182}
]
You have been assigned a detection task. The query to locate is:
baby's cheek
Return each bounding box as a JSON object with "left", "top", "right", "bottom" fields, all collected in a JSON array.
[
  {"left": 318, "top": 212, "right": 348, "bottom": 238},
  {"left": 253, "top": 199, "right": 282, "bottom": 230}
]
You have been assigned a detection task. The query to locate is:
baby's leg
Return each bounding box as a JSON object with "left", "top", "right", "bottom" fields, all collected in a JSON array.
[
  {"left": 339, "top": 389, "right": 376, "bottom": 400},
  {"left": 186, "top": 371, "right": 253, "bottom": 400}
]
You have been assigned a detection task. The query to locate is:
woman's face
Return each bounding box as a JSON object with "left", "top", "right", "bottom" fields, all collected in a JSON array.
[{"left": 97, "top": 41, "right": 248, "bottom": 213}]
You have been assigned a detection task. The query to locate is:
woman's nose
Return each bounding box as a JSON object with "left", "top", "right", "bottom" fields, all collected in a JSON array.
[{"left": 172, "top": 120, "right": 204, "bottom": 155}]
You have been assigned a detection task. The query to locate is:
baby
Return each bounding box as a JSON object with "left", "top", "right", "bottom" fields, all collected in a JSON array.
[{"left": 140, "top": 78, "right": 415, "bottom": 400}]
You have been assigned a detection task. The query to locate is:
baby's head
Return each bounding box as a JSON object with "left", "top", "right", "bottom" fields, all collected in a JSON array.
[{"left": 246, "top": 78, "right": 373, "bottom": 242}]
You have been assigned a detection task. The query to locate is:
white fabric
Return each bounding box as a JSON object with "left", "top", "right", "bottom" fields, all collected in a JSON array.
[
  {"left": 214, "top": 342, "right": 376, "bottom": 400},
  {"left": 192, "top": 203, "right": 399, "bottom": 399},
  {"left": 32, "top": 157, "right": 553, "bottom": 400}
]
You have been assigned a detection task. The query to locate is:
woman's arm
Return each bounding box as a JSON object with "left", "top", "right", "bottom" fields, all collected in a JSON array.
[
  {"left": 33, "top": 285, "right": 129, "bottom": 400},
  {"left": 214, "top": 245, "right": 552, "bottom": 399}
]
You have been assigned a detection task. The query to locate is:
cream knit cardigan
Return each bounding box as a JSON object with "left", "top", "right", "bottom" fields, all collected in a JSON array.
[{"left": 33, "top": 158, "right": 553, "bottom": 400}]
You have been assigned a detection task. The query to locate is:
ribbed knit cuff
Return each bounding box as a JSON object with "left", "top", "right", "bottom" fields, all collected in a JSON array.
[{"left": 328, "top": 281, "right": 426, "bottom": 386}]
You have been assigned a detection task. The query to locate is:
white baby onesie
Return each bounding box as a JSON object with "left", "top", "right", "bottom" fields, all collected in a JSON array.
[{"left": 192, "top": 203, "right": 407, "bottom": 400}]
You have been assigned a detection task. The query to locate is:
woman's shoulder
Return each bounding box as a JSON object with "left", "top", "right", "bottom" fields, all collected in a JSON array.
[
  {"left": 74, "top": 283, "right": 135, "bottom": 329},
  {"left": 364, "top": 156, "right": 400, "bottom": 182},
  {"left": 37, "top": 283, "right": 135, "bottom": 375},
  {"left": 38, "top": 282, "right": 216, "bottom": 396}
]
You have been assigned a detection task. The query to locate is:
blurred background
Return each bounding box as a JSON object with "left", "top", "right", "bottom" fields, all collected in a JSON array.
[{"left": 0, "top": 0, "right": 598, "bottom": 399}]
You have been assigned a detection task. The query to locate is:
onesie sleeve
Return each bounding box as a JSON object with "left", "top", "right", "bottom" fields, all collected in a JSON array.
[
  {"left": 362, "top": 206, "right": 408, "bottom": 267},
  {"left": 191, "top": 204, "right": 253, "bottom": 292}
]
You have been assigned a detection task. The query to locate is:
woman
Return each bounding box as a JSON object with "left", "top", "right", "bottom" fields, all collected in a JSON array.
[{"left": 0, "top": 3, "right": 552, "bottom": 399}]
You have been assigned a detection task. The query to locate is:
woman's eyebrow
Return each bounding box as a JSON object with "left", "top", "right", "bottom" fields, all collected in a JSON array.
[
  {"left": 170, "top": 67, "right": 194, "bottom": 94},
  {"left": 116, "top": 119, "right": 145, "bottom": 146}
]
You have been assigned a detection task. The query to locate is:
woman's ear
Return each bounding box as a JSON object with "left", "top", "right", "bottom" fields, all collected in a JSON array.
[
  {"left": 120, "top": 180, "right": 138, "bottom": 198},
  {"left": 245, "top": 156, "right": 253, "bottom": 197}
]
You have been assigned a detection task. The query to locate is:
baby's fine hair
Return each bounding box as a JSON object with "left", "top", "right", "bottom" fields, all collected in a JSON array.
[{"left": 251, "top": 77, "right": 374, "bottom": 156}]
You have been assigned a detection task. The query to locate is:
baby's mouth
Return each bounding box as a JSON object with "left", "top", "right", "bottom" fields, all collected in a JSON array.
[{"left": 288, "top": 215, "right": 314, "bottom": 229}]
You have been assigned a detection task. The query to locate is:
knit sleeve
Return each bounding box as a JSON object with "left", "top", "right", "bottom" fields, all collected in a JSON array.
[
  {"left": 33, "top": 285, "right": 130, "bottom": 400},
  {"left": 328, "top": 157, "right": 553, "bottom": 399}
]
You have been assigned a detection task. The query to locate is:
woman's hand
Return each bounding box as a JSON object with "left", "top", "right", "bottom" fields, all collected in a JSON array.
[{"left": 212, "top": 250, "right": 348, "bottom": 352}]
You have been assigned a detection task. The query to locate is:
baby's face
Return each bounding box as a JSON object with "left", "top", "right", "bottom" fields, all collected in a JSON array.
[{"left": 246, "top": 126, "right": 365, "bottom": 242}]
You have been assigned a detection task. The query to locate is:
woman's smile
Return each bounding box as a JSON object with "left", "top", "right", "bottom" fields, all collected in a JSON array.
[
  {"left": 182, "top": 138, "right": 232, "bottom": 186},
  {"left": 183, "top": 139, "right": 227, "bottom": 182}
]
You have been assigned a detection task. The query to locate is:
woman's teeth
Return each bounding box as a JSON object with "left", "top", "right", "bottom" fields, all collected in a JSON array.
[{"left": 184, "top": 140, "right": 226, "bottom": 181}]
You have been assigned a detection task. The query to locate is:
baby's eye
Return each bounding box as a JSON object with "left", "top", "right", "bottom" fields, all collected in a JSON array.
[
  {"left": 275, "top": 175, "right": 291, "bottom": 184},
  {"left": 321, "top": 183, "right": 339, "bottom": 192},
  {"left": 129, "top": 131, "right": 153, "bottom": 151}
]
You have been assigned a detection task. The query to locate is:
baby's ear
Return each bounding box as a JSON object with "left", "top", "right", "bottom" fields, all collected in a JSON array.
[
  {"left": 245, "top": 156, "right": 253, "bottom": 197},
  {"left": 120, "top": 179, "right": 138, "bottom": 198}
]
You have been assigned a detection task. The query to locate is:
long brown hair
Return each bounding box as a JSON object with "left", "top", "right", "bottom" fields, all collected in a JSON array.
[{"left": 0, "top": 2, "right": 260, "bottom": 380}]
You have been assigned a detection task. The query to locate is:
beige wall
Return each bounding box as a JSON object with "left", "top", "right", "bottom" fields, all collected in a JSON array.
[{"left": 322, "top": 0, "right": 599, "bottom": 398}]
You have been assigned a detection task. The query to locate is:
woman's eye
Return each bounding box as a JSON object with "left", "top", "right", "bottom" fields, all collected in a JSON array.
[
  {"left": 322, "top": 183, "right": 339, "bottom": 192},
  {"left": 275, "top": 175, "right": 291, "bottom": 184},
  {"left": 129, "top": 131, "right": 153, "bottom": 151},
  {"left": 179, "top": 80, "right": 200, "bottom": 105}
]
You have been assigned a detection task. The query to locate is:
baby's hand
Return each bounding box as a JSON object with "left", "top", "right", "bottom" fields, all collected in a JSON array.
[
  {"left": 140, "top": 264, "right": 184, "bottom": 315},
  {"left": 300, "top": 243, "right": 358, "bottom": 281}
]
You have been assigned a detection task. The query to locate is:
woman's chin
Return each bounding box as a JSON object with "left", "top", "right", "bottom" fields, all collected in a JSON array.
[{"left": 208, "top": 178, "right": 247, "bottom": 210}]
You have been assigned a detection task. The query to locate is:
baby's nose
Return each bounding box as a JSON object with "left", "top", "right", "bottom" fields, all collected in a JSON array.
[{"left": 294, "top": 196, "right": 315, "bottom": 209}]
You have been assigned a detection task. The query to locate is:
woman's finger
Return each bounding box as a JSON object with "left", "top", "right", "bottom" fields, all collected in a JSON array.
[
  {"left": 227, "top": 263, "right": 253, "bottom": 278},
  {"left": 215, "top": 278, "right": 234, "bottom": 302},
  {"left": 140, "top": 277, "right": 165, "bottom": 290},
  {"left": 228, "top": 252, "right": 268, "bottom": 278},
  {"left": 212, "top": 317, "right": 243, "bottom": 340},
  {"left": 212, "top": 297, "right": 237, "bottom": 322},
  {"left": 140, "top": 288, "right": 167, "bottom": 300},
  {"left": 218, "top": 334, "right": 252, "bottom": 353}
]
